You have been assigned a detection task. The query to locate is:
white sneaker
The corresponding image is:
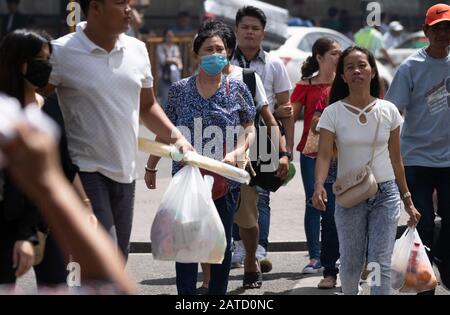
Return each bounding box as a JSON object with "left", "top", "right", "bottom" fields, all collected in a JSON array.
[{"left": 231, "top": 240, "right": 245, "bottom": 268}]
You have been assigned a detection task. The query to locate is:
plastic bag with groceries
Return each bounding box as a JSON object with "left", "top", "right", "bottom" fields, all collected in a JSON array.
[
  {"left": 391, "top": 227, "right": 437, "bottom": 293},
  {"left": 150, "top": 165, "right": 226, "bottom": 264}
]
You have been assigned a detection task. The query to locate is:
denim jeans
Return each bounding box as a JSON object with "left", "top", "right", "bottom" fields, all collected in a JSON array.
[
  {"left": 300, "top": 154, "right": 321, "bottom": 260},
  {"left": 321, "top": 183, "right": 339, "bottom": 278},
  {"left": 256, "top": 186, "right": 270, "bottom": 250},
  {"left": 335, "top": 180, "right": 400, "bottom": 295},
  {"left": 405, "top": 166, "right": 450, "bottom": 295},
  {"left": 176, "top": 187, "right": 239, "bottom": 295}
]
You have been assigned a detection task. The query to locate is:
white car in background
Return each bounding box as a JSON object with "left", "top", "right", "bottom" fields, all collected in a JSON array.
[
  {"left": 387, "top": 31, "right": 429, "bottom": 66},
  {"left": 270, "top": 26, "right": 393, "bottom": 91}
]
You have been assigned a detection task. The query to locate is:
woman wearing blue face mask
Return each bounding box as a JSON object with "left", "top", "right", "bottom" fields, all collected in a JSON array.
[{"left": 146, "top": 26, "right": 256, "bottom": 295}]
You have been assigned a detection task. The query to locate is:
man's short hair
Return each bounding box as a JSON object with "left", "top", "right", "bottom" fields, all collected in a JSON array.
[
  {"left": 79, "top": 0, "right": 91, "bottom": 16},
  {"left": 79, "top": 0, "right": 104, "bottom": 17},
  {"left": 236, "top": 6, "right": 267, "bottom": 29}
]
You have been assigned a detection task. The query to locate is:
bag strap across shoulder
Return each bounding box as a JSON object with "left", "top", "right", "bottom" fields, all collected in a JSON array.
[{"left": 242, "top": 68, "right": 256, "bottom": 101}]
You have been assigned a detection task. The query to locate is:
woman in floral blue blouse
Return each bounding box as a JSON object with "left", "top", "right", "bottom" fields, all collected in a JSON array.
[{"left": 147, "top": 26, "right": 256, "bottom": 295}]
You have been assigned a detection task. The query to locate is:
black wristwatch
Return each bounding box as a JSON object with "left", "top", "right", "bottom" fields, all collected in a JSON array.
[{"left": 279, "top": 151, "right": 292, "bottom": 161}]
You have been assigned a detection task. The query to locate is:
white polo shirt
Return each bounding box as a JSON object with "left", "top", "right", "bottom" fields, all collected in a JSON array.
[
  {"left": 232, "top": 48, "right": 292, "bottom": 113},
  {"left": 49, "top": 22, "right": 153, "bottom": 183}
]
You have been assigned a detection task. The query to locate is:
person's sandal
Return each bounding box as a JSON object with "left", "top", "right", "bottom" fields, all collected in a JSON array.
[
  {"left": 317, "top": 276, "right": 337, "bottom": 289},
  {"left": 243, "top": 260, "right": 263, "bottom": 289}
]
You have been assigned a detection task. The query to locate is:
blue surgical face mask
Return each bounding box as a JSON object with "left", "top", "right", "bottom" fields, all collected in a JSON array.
[{"left": 199, "top": 53, "right": 228, "bottom": 76}]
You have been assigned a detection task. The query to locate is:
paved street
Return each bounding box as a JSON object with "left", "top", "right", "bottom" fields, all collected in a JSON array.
[{"left": 11, "top": 121, "right": 448, "bottom": 295}]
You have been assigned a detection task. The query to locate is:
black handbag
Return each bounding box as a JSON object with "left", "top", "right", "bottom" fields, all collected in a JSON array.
[{"left": 248, "top": 112, "right": 284, "bottom": 192}]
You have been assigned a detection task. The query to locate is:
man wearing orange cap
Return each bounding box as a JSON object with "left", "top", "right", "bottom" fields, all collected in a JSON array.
[{"left": 386, "top": 3, "right": 450, "bottom": 294}]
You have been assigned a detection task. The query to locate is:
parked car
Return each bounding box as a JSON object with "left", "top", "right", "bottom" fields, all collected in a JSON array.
[{"left": 270, "top": 26, "right": 393, "bottom": 92}]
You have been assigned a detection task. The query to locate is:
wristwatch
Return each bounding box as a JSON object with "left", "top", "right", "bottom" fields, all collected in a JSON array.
[
  {"left": 401, "top": 191, "right": 412, "bottom": 200},
  {"left": 279, "top": 151, "right": 292, "bottom": 161}
]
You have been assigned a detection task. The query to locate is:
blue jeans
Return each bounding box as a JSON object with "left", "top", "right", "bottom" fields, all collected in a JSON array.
[
  {"left": 176, "top": 187, "right": 239, "bottom": 295},
  {"left": 300, "top": 154, "right": 321, "bottom": 260},
  {"left": 256, "top": 186, "right": 270, "bottom": 250},
  {"left": 405, "top": 166, "right": 450, "bottom": 295},
  {"left": 335, "top": 180, "right": 400, "bottom": 295},
  {"left": 321, "top": 183, "right": 339, "bottom": 278}
]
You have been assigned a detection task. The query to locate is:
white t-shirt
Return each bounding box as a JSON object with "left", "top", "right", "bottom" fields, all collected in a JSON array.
[
  {"left": 317, "top": 99, "right": 404, "bottom": 183},
  {"left": 227, "top": 65, "right": 268, "bottom": 112},
  {"left": 49, "top": 22, "right": 153, "bottom": 183},
  {"left": 232, "top": 50, "right": 292, "bottom": 113}
]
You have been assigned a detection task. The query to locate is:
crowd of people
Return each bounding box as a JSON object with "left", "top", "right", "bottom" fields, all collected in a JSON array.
[{"left": 0, "top": 0, "right": 449, "bottom": 296}]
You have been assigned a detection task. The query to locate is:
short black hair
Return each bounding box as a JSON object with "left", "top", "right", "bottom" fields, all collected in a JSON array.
[
  {"left": 193, "top": 26, "right": 227, "bottom": 54},
  {"left": 79, "top": 0, "right": 104, "bottom": 16},
  {"left": 79, "top": 0, "right": 91, "bottom": 16},
  {"left": 328, "top": 7, "right": 339, "bottom": 18},
  {"left": 235, "top": 6, "right": 267, "bottom": 29},
  {"left": 197, "top": 20, "right": 235, "bottom": 60}
]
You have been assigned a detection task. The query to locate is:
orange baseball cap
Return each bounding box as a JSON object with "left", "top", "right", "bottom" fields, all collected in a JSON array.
[{"left": 425, "top": 3, "right": 450, "bottom": 26}]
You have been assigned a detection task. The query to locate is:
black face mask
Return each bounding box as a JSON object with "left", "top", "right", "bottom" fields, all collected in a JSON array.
[{"left": 24, "top": 59, "right": 52, "bottom": 88}]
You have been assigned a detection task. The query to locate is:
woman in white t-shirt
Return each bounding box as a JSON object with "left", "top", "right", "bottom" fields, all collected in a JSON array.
[{"left": 312, "top": 46, "right": 421, "bottom": 295}]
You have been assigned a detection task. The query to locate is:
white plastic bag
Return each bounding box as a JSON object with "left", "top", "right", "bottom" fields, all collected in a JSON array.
[
  {"left": 150, "top": 165, "right": 226, "bottom": 263},
  {"left": 391, "top": 227, "right": 438, "bottom": 292},
  {"left": 391, "top": 227, "right": 415, "bottom": 289}
]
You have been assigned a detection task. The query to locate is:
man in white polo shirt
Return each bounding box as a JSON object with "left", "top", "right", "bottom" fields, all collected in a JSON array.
[{"left": 45, "top": 0, "right": 191, "bottom": 259}]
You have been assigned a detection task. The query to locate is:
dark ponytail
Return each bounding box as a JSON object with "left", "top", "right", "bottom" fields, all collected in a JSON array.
[
  {"left": 300, "top": 37, "right": 337, "bottom": 80},
  {"left": 301, "top": 56, "right": 319, "bottom": 80}
]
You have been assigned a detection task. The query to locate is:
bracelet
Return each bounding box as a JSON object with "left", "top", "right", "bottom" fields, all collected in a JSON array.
[
  {"left": 400, "top": 191, "right": 412, "bottom": 201},
  {"left": 145, "top": 166, "right": 158, "bottom": 173}
]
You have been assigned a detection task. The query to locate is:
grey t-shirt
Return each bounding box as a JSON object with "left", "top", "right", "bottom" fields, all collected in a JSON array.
[{"left": 385, "top": 49, "right": 450, "bottom": 168}]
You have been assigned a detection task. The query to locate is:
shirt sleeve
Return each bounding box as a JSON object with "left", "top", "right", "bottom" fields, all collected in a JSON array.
[
  {"left": 385, "top": 66, "right": 412, "bottom": 113},
  {"left": 387, "top": 102, "right": 404, "bottom": 131},
  {"left": 140, "top": 42, "right": 154, "bottom": 88},
  {"left": 272, "top": 57, "right": 292, "bottom": 94},
  {"left": 290, "top": 84, "right": 307, "bottom": 104},
  {"left": 317, "top": 105, "right": 336, "bottom": 133},
  {"left": 254, "top": 72, "right": 269, "bottom": 111},
  {"left": 236, "top": 81, "right": 256, "bottom": 124}
]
